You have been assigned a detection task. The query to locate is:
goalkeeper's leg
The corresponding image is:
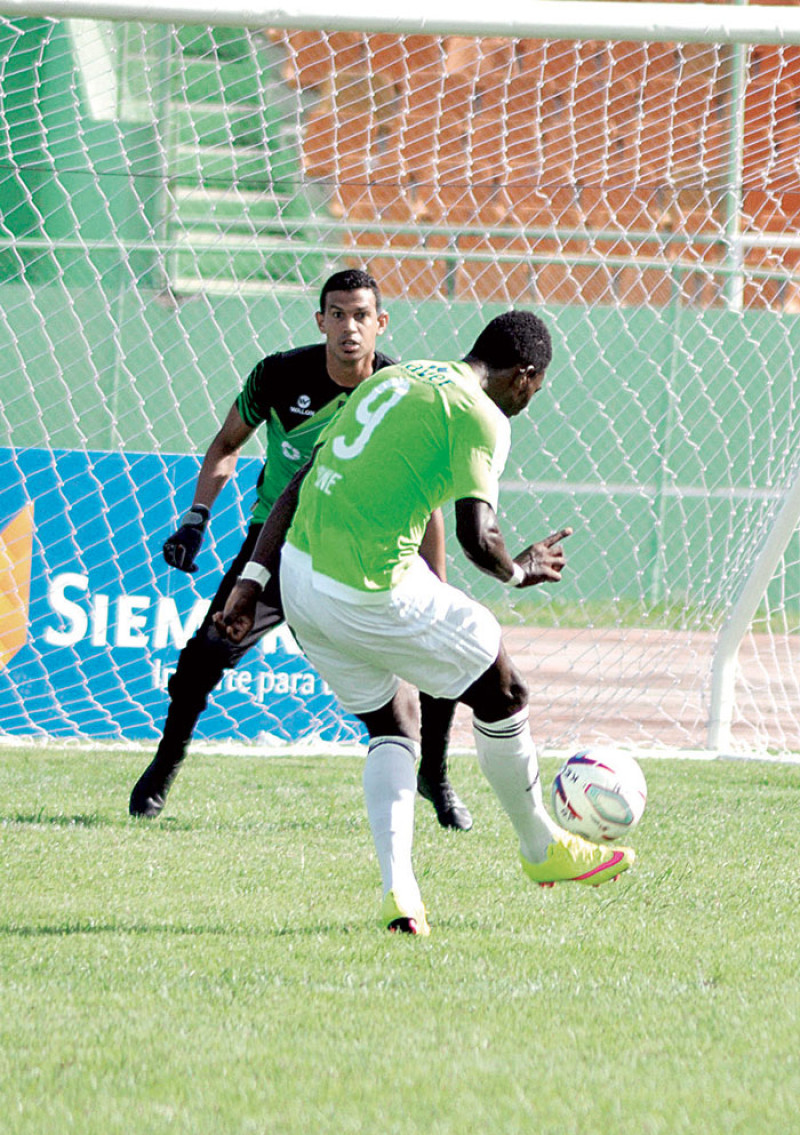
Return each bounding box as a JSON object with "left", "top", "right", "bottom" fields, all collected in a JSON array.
[
  {"left": 417, "top": 692, "right": 473, "bottom": 831},
  {"left": 129, "top": 526, "right": 281, "bottom": 817}
]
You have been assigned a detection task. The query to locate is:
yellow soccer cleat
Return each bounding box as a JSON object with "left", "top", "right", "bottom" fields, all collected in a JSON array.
[
  {"left": 521, "top": 830, "right": 635, "bottom": 888},
  {"left": 381, "top": 889, "right": 431, "bottom": 937}
]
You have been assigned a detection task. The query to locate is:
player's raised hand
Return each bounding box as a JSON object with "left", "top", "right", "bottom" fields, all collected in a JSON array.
[
  {"left": 163, "top": 505, "right": 210, "bottom": 573},
  {"left": 212, "top": 580, "right": 261, "bottom": 645},
  {"left": 513, "top": 527, "right": 573, "bottom": 587}
]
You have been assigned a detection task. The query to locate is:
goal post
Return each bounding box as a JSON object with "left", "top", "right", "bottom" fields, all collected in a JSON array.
[
  {"left": 708, "top": 456, "right": 800, "bottom": 753},
  {"left": 2, "top": 0, "right": 800, "bottom": 758},
  {"left": 4, "top": 0, "right": 800, "bottom": 41}
]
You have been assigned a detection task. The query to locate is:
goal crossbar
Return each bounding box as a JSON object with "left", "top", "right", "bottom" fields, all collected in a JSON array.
[{"left": 2, "top": 0, "right": 800, "bottom": 45}]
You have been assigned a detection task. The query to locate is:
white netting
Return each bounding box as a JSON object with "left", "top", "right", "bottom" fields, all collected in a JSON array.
[{"left": 2, "top": 14, "right": 800, "bottom": 756}]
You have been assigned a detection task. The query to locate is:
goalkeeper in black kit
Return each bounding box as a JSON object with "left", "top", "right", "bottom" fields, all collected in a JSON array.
[{"left": 129, "top": 268, "right": 472, "bottom": 830}]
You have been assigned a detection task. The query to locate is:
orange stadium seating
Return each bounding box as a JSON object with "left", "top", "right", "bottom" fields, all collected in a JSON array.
[
  {"left": 279, "top": 27, "right": 800, "bottom": 308},
  {"left": 741, "top": 189, "right": 800, "bottom": 311}
]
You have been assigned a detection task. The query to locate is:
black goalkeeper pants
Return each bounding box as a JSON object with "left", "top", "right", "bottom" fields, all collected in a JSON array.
[{"left": 153, "top": 525, "right": 283, "bottom": 766}]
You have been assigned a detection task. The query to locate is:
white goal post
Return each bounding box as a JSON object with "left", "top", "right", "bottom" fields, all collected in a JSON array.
[
  {"left": 3, "top": 0, "right": 800, "bottom": 41},
  {"left": 2, "top": 0, "right": 800, "bottom": 759}
]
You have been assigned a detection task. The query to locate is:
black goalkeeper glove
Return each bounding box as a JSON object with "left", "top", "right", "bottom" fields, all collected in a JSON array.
[{"left": 162, "top": 505, "right": 210, "bottom": 573}]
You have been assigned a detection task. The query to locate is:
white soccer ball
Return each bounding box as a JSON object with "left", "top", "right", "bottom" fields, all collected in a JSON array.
[{"left": 551, "top": 747, "right": 647, "bottom": 843}]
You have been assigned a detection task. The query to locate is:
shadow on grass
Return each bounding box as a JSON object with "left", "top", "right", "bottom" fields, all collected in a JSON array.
[
  {"left": 3, "top": 812, "right": 201, "bottom": 831},
  {"left": 0, "top": 920, "right": 361, "bottom": 938},
  {"left": 0, "top": 921, "right": 233, "bottom": 937},
  {"left": 3, "top": 812, "right": 109, "bottom": 827}
]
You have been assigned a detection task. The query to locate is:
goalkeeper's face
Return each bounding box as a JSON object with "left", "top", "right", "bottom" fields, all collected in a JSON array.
[{"left": 317, "top": 288, "right": 389, "bottom": 377}]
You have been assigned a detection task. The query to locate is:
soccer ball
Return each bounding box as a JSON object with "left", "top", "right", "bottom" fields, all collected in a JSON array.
[{"left": 551, "top": 748, "right": 647, "bottom": 843}]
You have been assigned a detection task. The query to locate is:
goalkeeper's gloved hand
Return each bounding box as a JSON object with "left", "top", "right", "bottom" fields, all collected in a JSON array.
[{"left": 162, "top": 505, "right": 210, "bottom": 573}]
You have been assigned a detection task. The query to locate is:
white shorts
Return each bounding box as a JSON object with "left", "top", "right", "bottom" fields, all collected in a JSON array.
[{"left": 280, "top": 543, "right": 502, "bottom": 715}]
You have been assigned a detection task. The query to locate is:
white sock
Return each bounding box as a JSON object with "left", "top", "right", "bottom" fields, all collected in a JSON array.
[
  {"left": 473, "top": 708, "right": 560, "bottom": 863},
  {"left": 362, "top": 736, "right": 422, "bottom": 910}
]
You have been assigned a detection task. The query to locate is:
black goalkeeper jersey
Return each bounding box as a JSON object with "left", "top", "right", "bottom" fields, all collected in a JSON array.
[{"left": 235, "top": 343, "right": 396, "bottom": 523}]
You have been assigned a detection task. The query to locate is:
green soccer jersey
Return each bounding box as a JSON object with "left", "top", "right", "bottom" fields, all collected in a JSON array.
[
  {"left": 287, "top": 359, "right": 511, "bottom": 595},
  {"left": 234, "top": 343, "right": 396, "bottom": 524}
]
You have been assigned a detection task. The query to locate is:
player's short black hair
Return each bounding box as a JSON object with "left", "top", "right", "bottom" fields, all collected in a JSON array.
[
  {"left": 469, "top": 310, "right": 552, "bottom": 374},
  {"left": 319, "top": 269, "right": 382, "bottom": 313}
]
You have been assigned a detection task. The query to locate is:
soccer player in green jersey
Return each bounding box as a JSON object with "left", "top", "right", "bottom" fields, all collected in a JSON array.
[
  {"left": 215, "top": 310, "right": 635, "bottom": 935},
  {"left": 129, "top": 269, "right": 470, "bottom": 829}
]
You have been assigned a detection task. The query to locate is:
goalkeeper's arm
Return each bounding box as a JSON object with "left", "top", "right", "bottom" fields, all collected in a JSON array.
[
  {"left": 163, "top": 403, "right": 255, "bottom": 573},
  {"left": 455, "top": 498, "right": 572, "bottom": 588}
]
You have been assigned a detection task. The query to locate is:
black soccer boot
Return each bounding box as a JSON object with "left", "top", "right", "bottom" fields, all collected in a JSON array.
[
  {"left": 128, "top": 633, "right": 226, "bottom": 817},
  {"left": 416, "top": 771, "right": 473, "bottom": 831},
  {"left": 128, "top": 752, "right": 184, "bottom": 818},
  {"left": 417, "top": 692, "right": 473, "bottom": 831}
]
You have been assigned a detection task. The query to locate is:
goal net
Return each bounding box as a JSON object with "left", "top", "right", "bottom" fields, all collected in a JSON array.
[{"left": 2, "top": 0, "right": 800, "bottom": 758}]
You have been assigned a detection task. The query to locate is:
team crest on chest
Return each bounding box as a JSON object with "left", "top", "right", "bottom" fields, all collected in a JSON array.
[{"left": 290, "top": 394, "right": 314, "bottom": 417}]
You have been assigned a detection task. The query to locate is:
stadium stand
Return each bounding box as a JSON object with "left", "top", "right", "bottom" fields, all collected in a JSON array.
[
  {"left": 165, "top": 28, "right": 324, "bottom": 293},
  {"left": 264, "top": 26, "right": 800, "bottom": 310}
]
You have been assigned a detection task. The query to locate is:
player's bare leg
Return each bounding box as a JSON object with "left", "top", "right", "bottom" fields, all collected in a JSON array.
[{"left": 417, "top": 692, "right": 473, "bottom": 831}]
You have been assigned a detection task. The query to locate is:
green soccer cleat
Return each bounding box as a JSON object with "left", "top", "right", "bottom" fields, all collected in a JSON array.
[
  {"left": 521, "top": 831, "right": 635, "bottom": 888},
  {"left": 381, "top": 890, "right": 431, "bottom": 937}
]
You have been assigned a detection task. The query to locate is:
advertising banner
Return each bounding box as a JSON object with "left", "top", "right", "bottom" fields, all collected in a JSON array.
[{"left": 0, "top": 447, "right": 364, "bottom": 745}]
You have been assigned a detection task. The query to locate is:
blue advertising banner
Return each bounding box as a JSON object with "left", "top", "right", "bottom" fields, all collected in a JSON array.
[{"left": 0, "top": 447, "right": 364, "bottom": 745}]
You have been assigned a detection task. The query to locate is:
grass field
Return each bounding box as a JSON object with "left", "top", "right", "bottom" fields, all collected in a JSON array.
[{"left": 2, "top": 747, "right": 799, "bottom": 1135}]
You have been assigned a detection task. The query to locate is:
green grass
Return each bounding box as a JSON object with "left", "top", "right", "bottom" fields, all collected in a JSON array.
[
  {"left": 482, "top": 595, "right": 729, "bottom": 630},
  {"left": 2, "top": 748, "right": 799, "bottom": 1135}
]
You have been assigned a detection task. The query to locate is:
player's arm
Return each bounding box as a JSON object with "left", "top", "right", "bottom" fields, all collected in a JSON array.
[
  {"left": 454, "top": 498, "right": 572, "bottom": 588},
  {"left": 193, "top": 402, "right": 255, "bottom": 508},
  {"left": 418, "top": 507, "right": 447, "bottom": 581},
  {"left": 163, "top": 403, "right": 256, "bottom": 573},
  {"left": 212, "top": 457, "right": 313, "bottom": 644}
]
